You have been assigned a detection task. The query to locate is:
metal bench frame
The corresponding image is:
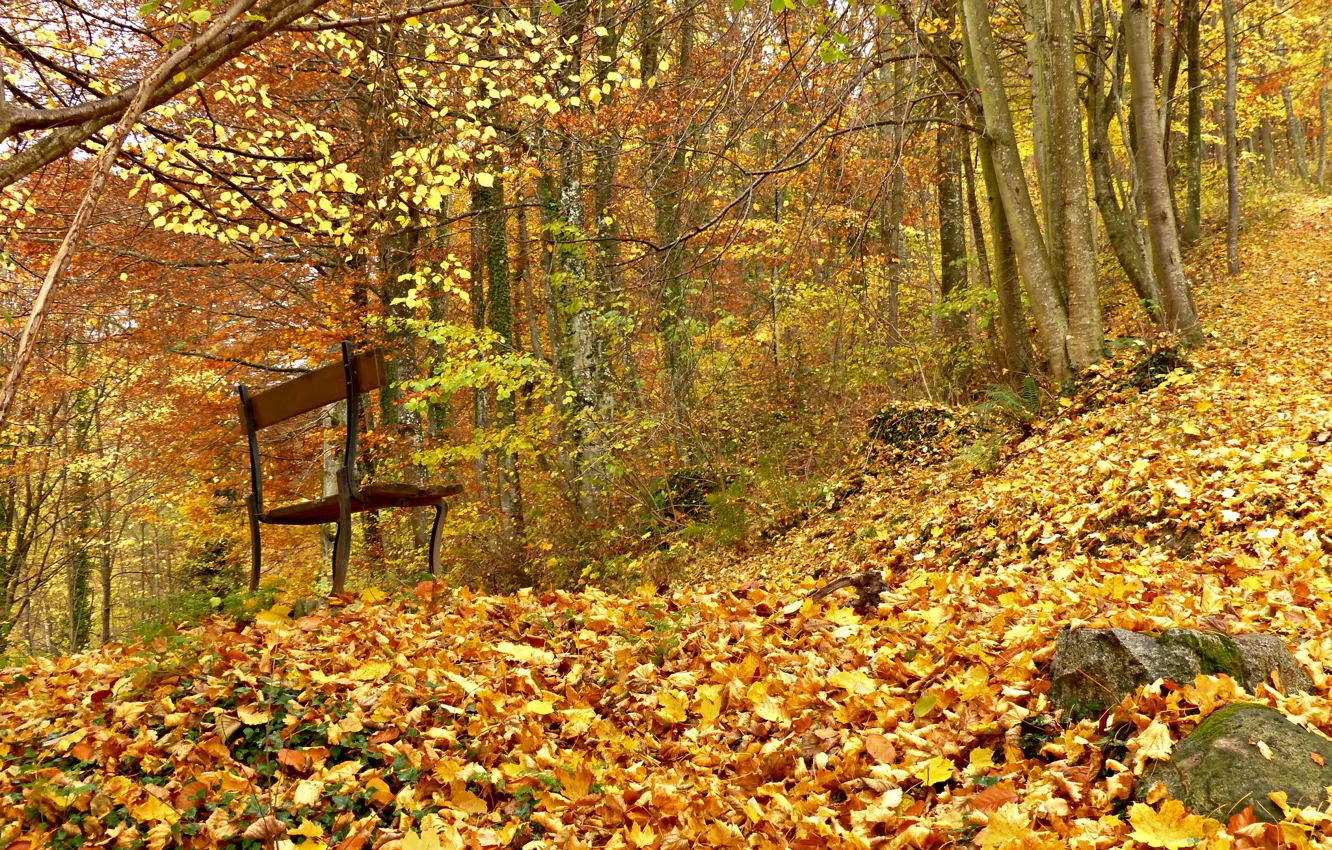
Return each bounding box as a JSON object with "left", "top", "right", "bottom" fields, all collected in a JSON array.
[{"left": 237, "top": 342, "right": 460, "bottom": 593}]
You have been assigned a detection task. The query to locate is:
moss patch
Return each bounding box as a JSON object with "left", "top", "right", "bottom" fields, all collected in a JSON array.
[{"left": 1157, "top": 629, "right": 1243, "bottom": 678}]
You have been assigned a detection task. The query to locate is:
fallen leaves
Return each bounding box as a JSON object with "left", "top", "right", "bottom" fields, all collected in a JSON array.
[
  {"left": 1128, "top": 799, "right": 1218, "bottom": 849},
  {"left": 9, "top": 200, "right": 1332, "bottom": 849}
]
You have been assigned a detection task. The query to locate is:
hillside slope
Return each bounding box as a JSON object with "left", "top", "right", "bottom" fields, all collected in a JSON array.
[{"left": 6, "top": 197, "right": 1332, "bottom": 849}]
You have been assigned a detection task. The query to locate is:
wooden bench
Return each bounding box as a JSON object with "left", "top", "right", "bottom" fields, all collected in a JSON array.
[{"left": 237, "top": 342, "right": 462, "bottom": 593}]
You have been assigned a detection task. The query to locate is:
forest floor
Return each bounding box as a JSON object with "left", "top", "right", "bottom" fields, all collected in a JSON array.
[{"left": 6, "top": 195, "right": 1332, "bottom": 849}]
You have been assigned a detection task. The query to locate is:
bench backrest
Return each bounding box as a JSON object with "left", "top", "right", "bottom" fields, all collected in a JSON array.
[
  {"left": 237, "top": 343, "right": 384, "bottom": 513},
  {"left": 241, "top": 348, "right": 386, "bottom": 432}
]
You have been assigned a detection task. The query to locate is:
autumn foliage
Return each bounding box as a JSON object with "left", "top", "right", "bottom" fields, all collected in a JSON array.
[{"left": 3, "top": 195, "right": 1332, "bottom": 848}]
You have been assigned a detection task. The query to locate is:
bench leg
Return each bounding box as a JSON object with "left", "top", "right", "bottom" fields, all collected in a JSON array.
[
  {"left": 246, "top": 494, "right": 262, "bottom": 591},
  {"left": 428, "top": 503, "right": 446, "bottom": 578},
  {"left": 331, "top": 469, "right": 353, "bottom": 594}
]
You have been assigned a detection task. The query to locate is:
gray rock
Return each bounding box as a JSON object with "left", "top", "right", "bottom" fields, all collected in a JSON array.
[
  {"left": 1050, "top": 628, "right": 1200, "bottom": 717},
  {"left": 291, "top": 597, "right": 329, "bottom": 618},
  {"left": 1232, "top": 634, "right": 1314, "bottom": 694},
  {"left": 1140, "top": 703, "right": 1332, "bottom": 823},
  {"left": 1049, "top": 628, "right": 1309, "bottom": 717}
]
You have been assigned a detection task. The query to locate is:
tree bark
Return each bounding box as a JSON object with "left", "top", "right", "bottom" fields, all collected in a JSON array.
[
  {"left": 1087, "top": 0, "right": 1161, "bottom": 320},
  {"left": 1183, "top": 0, "right": 1202, "bottom": 245},
  {"left": 1320, "top": 47, "right": 1329, "bottom": 185},
  {"left": 1223, "top": 0, "right": 1241, "bottom": 273},
  {"left": 1022, "top": 0, "right": 1065, "bottom": 300},
  {"left": 1049, "top": 0, "right": 1103, "bottom": 369},
  {"left": 962, "top": 0, "right": 1071, "bottom": 380},
  {"left": 938, "top": 124, "right": 968, "bottom": 339},
  {"left": 1277, "top": 36, "right": 1311, "bottom": 181},
  {"left": 1125, "top": 0, "right": 1203, "bottom": 345}
]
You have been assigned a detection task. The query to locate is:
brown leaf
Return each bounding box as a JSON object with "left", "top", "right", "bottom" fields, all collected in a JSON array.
[
  {"left": 242, "top": 816, "right": 287, "bottom": 841},
  {"left": 1313, "top": 752, "right": 1326, "bottom": 766},
  {"left": 970, "top": 782, "right": 1018, "bottom": 814},
  {"left": 277, "top": 748, "right": 310, "bottom": 772},
  {"left": 337, "top": 827, "right": 371, "bottom": 850},
  {"left": 863, "top": 733, "right": 896, "bottom": 764}
]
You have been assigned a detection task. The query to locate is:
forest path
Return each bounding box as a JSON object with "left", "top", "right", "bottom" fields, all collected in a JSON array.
[{"left": 684, "top": 193, "right": 1332, "bottom": 598}]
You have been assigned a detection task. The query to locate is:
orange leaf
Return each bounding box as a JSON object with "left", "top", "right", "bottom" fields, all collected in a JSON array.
[
  {"left": 863, "top": 733, "right": 896, "bottom": 764},
  {"left": 971, "top": 782, "right": 1019, "bottom": 814},
  {"left": 277, "top": 748, "right": 310, "bottom": 772}
]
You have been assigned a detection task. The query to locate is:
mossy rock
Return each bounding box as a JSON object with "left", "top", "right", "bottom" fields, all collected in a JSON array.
[
  {"left": 1140, "top": 703, "right": 1332, "bottom": 823},
  {"left": 1050, "top": 628, "right": 1310, "bottom": 717},
  {"left": 866, "top": 402, "right": 980, "bottom": 465}
]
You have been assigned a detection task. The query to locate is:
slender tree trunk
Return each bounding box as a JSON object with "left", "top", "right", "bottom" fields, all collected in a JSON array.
[
  {"left": 959, "top": 0, "right": 1032, "bottom": 376},
  {"left": 1260, "top": 118, "right": 1277, "bottom": 181},
  {"left": 938, "top": 124, "right": 967, "bottom": 338},
  {"left": 1320, "top": 47, "right": 1329, "bottom": 185},
  {"left": 1126, "top": 0, "right": 1203, "bottom": 345},
  {"left": 1023, "top": 0, "right": 1065, "bottom": 300},
  {"left": 962, "top": 0, "right": 1072, "bottom": 379},
  {"left": 1223, "top": 0, "right": 1241, "bottom": 273},
  {"left": 650, "top": 8, "right": 698, "bottom": 447},
  {"left": 1049, "top": 0, "right": 1103, "bottom": 369},
  {"left": 1088, "top": 0, "right": 1161, "bottom": 319},
  {"left": 477, "top": 177, "right": 526, "bottom": 573},
  {"left": 1183, "top": 0, "right": 1202, "bottom": 244},
  {"left": 1277, "top": 36, "right": 1311, "bottom": 181}
]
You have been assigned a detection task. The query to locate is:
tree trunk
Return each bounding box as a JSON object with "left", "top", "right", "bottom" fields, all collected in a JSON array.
[
  {"left": 1320, "top": 47, "right": 1329, "bottom": 185},
  {"left": 1277, "top": 36, "right": 1310, "bottom": 181},
  {"left": 1125, "top": 0, "right": 1203, "bottom": 345},
  {"left": 938, "top": 124, "right": 967, "bottom": 338},
  {"left": 1223, "top": 0, "right": 1241, "bottom": 273},
  {"left": 1260, "top": 118, "right": 1277, "bottom": 181},
  {"left": 650, "top": 8, "right": 698, "bottom": 447},
  {"left": 1022, "top": 0, "right": 1065, "bottom": 300},
  {"left": 962, "top": 0, "right": 1071, "bottom": 380},
  {"left": 1087, "top": 0, "right": 1161, "bottom": 320},
  {"left": 1049, "top": 0, "right": 1103, "bottom": 370},
  {"left": 1183, "top": 0, "right": 1202, "bottom": 245}
]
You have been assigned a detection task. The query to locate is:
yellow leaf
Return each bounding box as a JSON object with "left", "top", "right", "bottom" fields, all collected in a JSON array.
[
  {"left": 969, "top": 747, "right": 996, "bottom": 772},
  {"left": 451, "top": 784, "right": 488, "bottom": 814},
  {"left": 694, "top": 684, "right": 723, "bottom": 724},
  {"left": 657, "top": 690, "right": 688, "bottom": 724},
  {"left": 754, "top": 697, "right": 788, "bottom": 723},
  {"left": 1134, "top": 719, "right": 1175, "bottom": 768},
  {"left": 629, "top": 822, "right": 656, "bottom": 848},
  {"left": 496, "top": 641, "right": 555, "bottom": 665},
  {"left": 914, "top": 756, "right": 954, "bottom": 785},
  {"left": 350, "top": 660, "right": 392, "bottom": 681},
  {"left": 976, "top": 802, "right": 1026, "bottom": 849},
  {"left": 913, "top": 693, "right": 938, "bottom": 718},
  {"left": 237, "top": 705, "right": 271, "bottom": 725},
  {"left": 403, "top": 827, "right": 442, "bottom": 850},
  {"left": 359, "top": 587, "right": 387, "bottom": 604},
  {"left": 292, "top": 820, "right": 324, "bottom": 839},
  {"left": 525, "top": 699, "right": 555, "bottom": 715},
  {"left": 1128, "top": 800, "right": 1215, "bottom": 849},
  {"left": 829, "top": 669, "right": 877, "bottom": 695},
  {"left": 130, "top": 795, "right": 180, "bottom": 824},
  {"left": 293, "top": 779, "right": 322, "bottom": 806},
  {"left": 475, "top": 172, "right": 495, "bottom": 188},
  {"left": 255, "top": 604, "right": 292, "bottom": 626},
  {"left": 1181, "top": 422, "right": 1202, "bottom": 436},
  {"left": 958, "top": 665, "right": 992, "bottom": 702}
]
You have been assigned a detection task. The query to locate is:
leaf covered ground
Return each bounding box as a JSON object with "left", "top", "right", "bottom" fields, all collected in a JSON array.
[{"left": 7, "top": 197, "right": 1332, "bottom": 849}]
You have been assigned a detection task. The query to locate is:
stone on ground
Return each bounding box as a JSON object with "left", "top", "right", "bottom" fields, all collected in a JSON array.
[
  {"left": 1049, "top": 628, "right": 1309, "bottom": 716},
  {"left": 1140, "top": 703, "right": 1332, "bottom": 823}
]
